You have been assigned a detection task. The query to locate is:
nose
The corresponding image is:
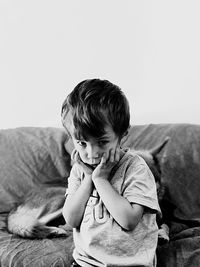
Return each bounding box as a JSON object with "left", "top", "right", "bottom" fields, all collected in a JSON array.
[{"left": 86, "top": 144, "right": 99, "bottom": 159}]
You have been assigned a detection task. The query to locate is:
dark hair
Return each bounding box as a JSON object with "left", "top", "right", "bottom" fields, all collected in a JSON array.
[{"left": 61, "top": 79, "right": 130, "bottom": 140}]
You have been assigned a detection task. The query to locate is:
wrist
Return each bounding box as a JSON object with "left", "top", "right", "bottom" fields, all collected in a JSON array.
[
  {"left": 92, "top": 173, "right": 104, "bottom": 180},
  {"left": 82, "top": 175, "right": 93, "bottom": 193},
  {"left": 92, "top": 175, "right": 109, "bottom": 184}
]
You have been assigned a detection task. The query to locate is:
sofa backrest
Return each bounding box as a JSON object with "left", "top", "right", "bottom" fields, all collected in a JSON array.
[
  {"left": 0, "top": 127, "right": 71, "bottom": 212},
  {"left": 1, "top": 124, "right": 200, "bottom": 234}
]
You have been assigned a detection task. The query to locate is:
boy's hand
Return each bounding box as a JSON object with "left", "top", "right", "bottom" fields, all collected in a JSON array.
[
  {"left": 72, "top": 150, "right": 93, "bottom": 177},
  {"left": 92, "top": 146, "right": 120, "bottom": 181}
]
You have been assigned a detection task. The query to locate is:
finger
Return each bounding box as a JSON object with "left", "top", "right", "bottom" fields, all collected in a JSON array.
[
  {"left": 74, "top": 151, "right": 81, "bottom": 163},
  {"left": 100, "top": 153, "right": 107, "bottom": 165},
  {"left": 71, "top": 149, "right": 77, "bottom": 161},
  {"left": 109, "top": 148, "right": 115, "bottom": 163},
  {"left": 74, "top": 152, "right": 86, "bottom": 167},
  {"left": 115, "top": 146, "right": 120, "bottom": 162}
]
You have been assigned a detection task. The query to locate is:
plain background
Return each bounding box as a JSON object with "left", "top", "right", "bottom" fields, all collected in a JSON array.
[{"left": 1, "top": 0, "right": 200, "bottom": 129}]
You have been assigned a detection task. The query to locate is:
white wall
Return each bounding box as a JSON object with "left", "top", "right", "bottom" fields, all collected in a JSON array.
[{"left": 1, "top": 0, "right": 200, "bottom": 129}]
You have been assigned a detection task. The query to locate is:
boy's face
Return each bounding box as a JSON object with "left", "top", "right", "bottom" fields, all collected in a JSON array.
[{"left": 69, "top": 124, "right": 120, "bottom": 167}]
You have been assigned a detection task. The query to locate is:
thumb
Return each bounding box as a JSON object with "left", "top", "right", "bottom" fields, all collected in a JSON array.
[{"left": 99, "top": 153, "right": 107, "bottom": 165}]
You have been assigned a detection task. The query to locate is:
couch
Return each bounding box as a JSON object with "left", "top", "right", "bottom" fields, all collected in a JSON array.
[{"left": 0, "top": 124, "right": 200, "bottom": 267}]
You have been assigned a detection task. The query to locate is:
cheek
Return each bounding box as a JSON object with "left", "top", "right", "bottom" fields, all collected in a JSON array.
[
  {"left": 74, "top": 144, "right": 82, "bottom": 153},
  {"left": 72, "top": 142, "right": 81, "bottom": 154},
  {"left": 72, "top": 142, "right": 79, "bottom": 152},
  {"left": 110, "top": 139, "right": 120, "bottom": 149},
  {"left": 104, "top": 140, "right": 119, "bottom": 153},
  {"left": 73, "top": 143, "right": 86, "bottom": 159}
]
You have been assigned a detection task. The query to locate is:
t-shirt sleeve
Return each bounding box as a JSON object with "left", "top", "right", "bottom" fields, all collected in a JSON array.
[
  {"left": 122, "top": 159, "right": 161, "bottom": 213},
  {"left": 65, "top": 163, "right": 82, "bottom": 196}
]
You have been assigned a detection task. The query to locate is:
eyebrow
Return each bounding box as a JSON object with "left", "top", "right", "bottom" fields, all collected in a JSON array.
[{"left": 97, "top": 135, "right": 110, "bottom": 141}]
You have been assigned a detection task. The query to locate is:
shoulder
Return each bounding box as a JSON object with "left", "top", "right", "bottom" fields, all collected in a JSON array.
[
  {"left": 119, "top": 149, "right": 160, "bottom": 213},
  {"left": 119, "top": 148, "right": 149, "bottom": 172},
  {"left": 112, "top": 148, "right": 154, "bottom": 188},
  {"left": 124, "top": 150, "right": 156, "bottom": 187}
]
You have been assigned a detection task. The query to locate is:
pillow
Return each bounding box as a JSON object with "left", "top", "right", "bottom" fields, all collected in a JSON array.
[{"left": 0, "top": 127, "right": 71, "bottom": 212}]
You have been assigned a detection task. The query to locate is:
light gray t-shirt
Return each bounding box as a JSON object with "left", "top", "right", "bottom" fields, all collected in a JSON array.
[{"left": 66, "top": 148, "right": 160, "bottom": 267}]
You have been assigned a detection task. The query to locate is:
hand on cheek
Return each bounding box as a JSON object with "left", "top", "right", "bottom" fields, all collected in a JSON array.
[
  {"left": 72, "top": 149, "right": 93, "bottom": 176},
  {"left": 108, "top": 146, "right": 120, "bottom": 163},
  {"left": 92, "top": 146, "right": 121, "bottom": 181}
]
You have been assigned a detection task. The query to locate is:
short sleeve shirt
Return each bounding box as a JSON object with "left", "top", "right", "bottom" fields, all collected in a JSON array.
[{"left": 66, "top": 148, "right": 160, "bottom": 267}]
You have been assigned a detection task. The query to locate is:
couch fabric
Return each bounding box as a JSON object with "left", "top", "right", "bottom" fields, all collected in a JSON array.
[{"left": 0, "top": 124, "right": 200, "bottom": 266}]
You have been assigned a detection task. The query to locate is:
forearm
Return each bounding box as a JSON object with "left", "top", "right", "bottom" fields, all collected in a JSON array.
[
  {"left": 62, "top": 177, "right": 93, "bottom": 228},
  {"left": 93, "top": 178, "right": 143, "bottom": 231}
]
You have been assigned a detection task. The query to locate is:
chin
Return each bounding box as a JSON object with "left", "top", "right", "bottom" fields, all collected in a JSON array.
[
  {"left": 91, "top": 164, "right": 98, "bottom": 168},
  {"left": 84, "top": 162, "right": 99, "bottom": 169}
]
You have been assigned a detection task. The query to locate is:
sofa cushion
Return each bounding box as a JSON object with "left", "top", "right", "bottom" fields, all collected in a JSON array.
[{"left": 0, "top": 214, "right": 74, "bottom": 267}]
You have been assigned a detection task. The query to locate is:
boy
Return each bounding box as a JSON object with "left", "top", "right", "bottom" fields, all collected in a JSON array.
[{"left": 61, "top": 79, "right": 160, "bottom": 267}]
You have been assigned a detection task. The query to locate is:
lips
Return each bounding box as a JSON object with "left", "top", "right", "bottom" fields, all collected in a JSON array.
[
  {"left": 89, "top": 159, "right": 101, "bottom": 165},
  {"left": 83, "top": 162, "right": 98, "bottom": 169},
  {"left": 82, "top": 158, "right": 101, "bottom": 168},
  {"left": 86, "top": 162, "right": 100, "bottom": 169}
]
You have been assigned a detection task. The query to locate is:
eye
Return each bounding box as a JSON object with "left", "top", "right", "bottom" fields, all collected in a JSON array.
[
  {"left": 98, "top": 140, "right": 109, "bottom": 146},
  {"left": 77, "top": 140, "right": 87, "bottom": 147}
]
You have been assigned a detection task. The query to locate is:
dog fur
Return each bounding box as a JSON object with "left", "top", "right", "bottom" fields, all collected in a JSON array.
[{"left": 7, "top": 187, "right": 69, "bottom": 238}]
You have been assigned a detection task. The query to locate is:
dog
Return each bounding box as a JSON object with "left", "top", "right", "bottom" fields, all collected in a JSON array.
[
  {"left": 7, "top": 138, "right": 169, "bottom": 240},
  {"left": 7, "top": 186, "right": 69, "bottom": 238}
]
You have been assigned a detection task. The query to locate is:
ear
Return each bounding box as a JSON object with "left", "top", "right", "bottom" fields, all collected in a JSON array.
[{"left": 150, "top": 137, "right": 170, "bottom": 157}]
